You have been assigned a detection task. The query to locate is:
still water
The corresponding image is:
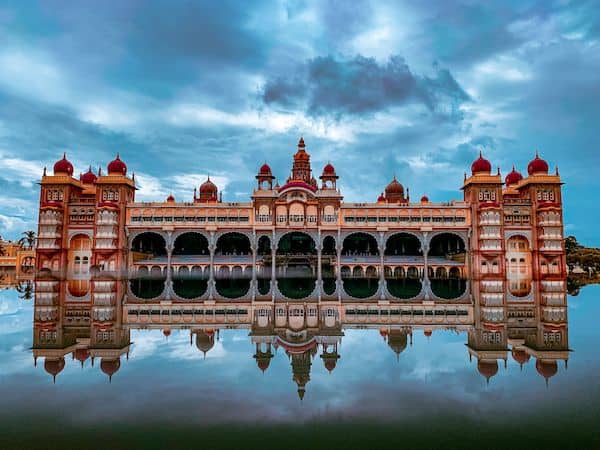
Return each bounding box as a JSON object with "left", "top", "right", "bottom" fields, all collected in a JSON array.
[{"left": 0, "top": 276, "right": 599, "bottom": 449}]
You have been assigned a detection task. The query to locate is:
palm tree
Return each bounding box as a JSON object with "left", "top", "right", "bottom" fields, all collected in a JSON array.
[
  {"left": 18, "top": 230, "right": 36, "bottom": 249},
  {"left": 16, "top": 280, "right": 34, "bottom": 300}
]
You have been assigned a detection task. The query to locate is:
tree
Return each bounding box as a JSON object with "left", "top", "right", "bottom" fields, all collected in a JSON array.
[
  {"left": 0, "top": 236, "right": 5, "bottom": 257},
  {"left": 565, "top": 235, "right": 583, "bottom": 254},
  {"left": 18, "top": 230, "right": 36, "bottom": 249}
]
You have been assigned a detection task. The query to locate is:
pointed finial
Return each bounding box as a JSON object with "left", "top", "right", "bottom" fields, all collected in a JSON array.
[
  {"left": 116, "top": 152, "right": 120, "bottom": 160},
  {"left": 479, "top": 150, "right": 483, "bottom": 158},
  {"left": 555, "top": 165, "right": 559, "bottom": 176},
  {"left": 497, "top": 167, "right": 500, "bottom": 175},
  {"left": 63, "top": 152, "right": 67, "bottom": 159},
  {"left": 98, "top": 167, "right": 102, "bottom": 176},
  {"left": 43, "top": 167, "right": 47, "bottom": 176},
  {"left": 132, "top": 172, "right": 135, "bottom": 181}
]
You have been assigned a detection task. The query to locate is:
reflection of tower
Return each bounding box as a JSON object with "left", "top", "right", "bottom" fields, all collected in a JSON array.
[
  {"left": 467, "top": 323, "right": 508, "bottom": 385},
  {"left": 320, "top": 342, "right": 340, "bottom": 373},
  {"left": 253, "top": 342, "right": 274, "bottom": 373},
  {"left": 384, "top": 329, "right": 410, "bottom": 361},
  {"left": 291, "top": 350, "right": 314, "bottom": 400}
]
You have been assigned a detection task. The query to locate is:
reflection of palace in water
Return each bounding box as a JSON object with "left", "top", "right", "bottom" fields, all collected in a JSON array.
[
  {"left": 31, "top": 275, "right": 569, "bottom": 395},
  {"left": 32, "top": 137, "right": 569, "bottom": 395}
]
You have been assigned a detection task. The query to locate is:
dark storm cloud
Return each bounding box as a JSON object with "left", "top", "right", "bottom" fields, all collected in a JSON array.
[{"left": 261, "top": 55, "right": 470, "bottom": 119}]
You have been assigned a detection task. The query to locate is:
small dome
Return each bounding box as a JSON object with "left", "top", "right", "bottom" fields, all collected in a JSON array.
[
  {"left": 259, "top": 163, "right": 272, "bottom": 175},
  {"left": 195, "top": 330, "right": 215, "bottom": 355},
  {"left": 477, "top": 360, "right": 499, "bottom": 381},
  {"left": 107, "top": 154, "right": 127, "bottom": 175},
  {"left": 471, "top": 152, "right": 492, "bottom": 175},
  {"left": 298, "top": 136, "right": 305, "bottom": 148},
  {"left": 53, "top": 153, "right": 74, "bottom": 176},
  {"left": 420, "top": 195, "right": 429, "bottom": 203},
  {"left": 44, "top": 357, "right": 66, "bottom": 382},
  {"left": 385, "top": 177, "right": 404, "bottom": 195},
  {"left": 199, "top": 177, "right": 217, "bottom": 194},
  {"left": 256, "top": 358, "right": 271, "bottom": 372},
  {"left": 74, "top": 348, "right": 90, "bottom": 365},
  {"left": 323, "top": 163, "right": 335, "bottom": 174},
  {"left": 527, "top": 152, "right": 549, "bottom": 175},
  {"left": 424, "top": 329, "right": 432, "bottom": 337},
  {"left": 166, "top": 194, "right": 175, "bottom": 203},
  {"left": 80, "top": 166, "right": 97, "bottom": 184},
  {"left": 505, "top": 166, "right": 523, "bottom": 186},
  {"left": 163, "top": 329, "right": 171, "bottom": 337},
  {"left": 323, "top": 358, "right": 337, "bottom": 373},
  {"left": 511, "top": 349, "right": 530, "bottom": 366},
  {"left": 536, "top": 359, "right": 558, "bottom": 380},
  {"left": 377, "top": 192, "right": 386, "bottom": 202},
  {"left": 294, "top": 137, "right": 310, "bottom": 161},
  {"left": 100, "top": 358, "right": 121, "bottom": 381}
]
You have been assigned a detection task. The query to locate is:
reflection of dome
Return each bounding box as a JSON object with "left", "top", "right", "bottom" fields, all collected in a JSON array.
[
  {"left": 74, "top": 348, "right": 90, "bottom": 368},
  {"left": 80, "top": 166, "right": 97, "bottom": 184},
  {"left": 44, "top": 357, "right": 66, "bottom": 383},
  {"left": 527, "top": 152, "right": 549, "bottom": 175},
  {"left": 536, "top": 359, "right": 558, "bottom": 384},
  {"left": 471, "top": 152, "right": 492, "bottom": 175},
  {"left": 505, "top": 166, "right": 523, "bottom": 186},
  {"left": 163, "top": 329, "right": 171, "bottom": 337},
  {"left": 195, "top": 330, "right": 215, "bottom": 356},
  {"left": 107, "top": 154, "right": 127, "bottom": 175},
  {"left": 387, "top": 330, "right": 408, "bottom": 357},
  {"left": 424, "top": 329, "right": 432, "bottom": 337},
  {"left": 257, "top": 358, "right": 271, "bottom": 372},
  {"left": 477, "top": 360, "right": 499, "bottom": 383},
  {"left": 100, "top": 358, "right": 121, "bottom": 382},
  {"left": 54, "top": 153, "right": 74, "bottom": 176},
  {"left": 511, "top": 349, "right": 530, "bottom": 368}
]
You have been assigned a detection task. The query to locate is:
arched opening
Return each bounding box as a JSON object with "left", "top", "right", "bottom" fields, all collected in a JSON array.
[
  {"left": 172, "top": 232, "right": 209, "bottom": 256},
  {"left": 386, "top": 264, "right": 422, "bottom": 299},
  {"left": 277, "top": 265, "right": 316, "bottom": 299},
  {"left": 384, "top": 233, "right": 421, "bottom": 256},
  {"left": 342, "top": 233, "right": 379, "bottom": 256},
  {"left": 428, "top": 233, "right": 466, "bottom": 259},
  {"left": 321, "top": 235, "right": 336, "bottom": 295},
  {"left": 68, "top": 234, "right": 92, "bottom": 275},
  {"left": 130, "top": 278, "right": 165, "bottom": 299},
  {"left": 275, "top": 232, "right": 317, "bottom": 298},
  {"left": 215, "top": 264, "right": 250, "bottom": 298},
  {"left": 277, "top": 232, "right": 316, "bottom": 255},
  {"left": 68, "top": 279, "right": 90, "bottom": 297},
  {"left": 257, "top": 236, "right": 271, "bottom": 256},
  {"left": 131, "top": 232, "right": 167, "bottom": 261},
  {"left": 216, "top": 232, "right": 251, "bottom": 256},
  {"left": 342, "top": 265, "right": 378, "bottom": 298},
  {"left": 506, "top": 235, "right": 532, "bottom": 297},
  {"left": 173, "top": 264, "right": 207, "bottom": 299},
  {"left": 322, "top": 236, "right": 336, "bottom": 255}
]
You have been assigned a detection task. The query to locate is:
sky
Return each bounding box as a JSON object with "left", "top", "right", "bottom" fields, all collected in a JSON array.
[{"left": 0, "top": 0, "right": 598, "bottom": 244}]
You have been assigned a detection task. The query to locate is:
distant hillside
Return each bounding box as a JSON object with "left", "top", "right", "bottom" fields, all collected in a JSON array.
[{"left": 566, "top": 236, "right": 600, "bottom": 295}]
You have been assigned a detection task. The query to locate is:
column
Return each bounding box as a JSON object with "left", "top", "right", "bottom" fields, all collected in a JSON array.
[
  {"left": 422, "top": 232, "right": 430, "bottom": 300},
  {"left": 271, "top": 231, "right": 276, "bottom": 301},
  {"left": 378, "top": 232, "right": 385, "bottom": 299},
  {"left": 251, "top": 240, "right": 257, "bottom": 301},
  {"left": 317, "top": 241, "right": 322, "bottom": 302},
  {"left": 336, "top": 242, "right": 342, "bottom": 301},
  {"left": 208, "top": 232, "right": 215, "bottom": 300}
]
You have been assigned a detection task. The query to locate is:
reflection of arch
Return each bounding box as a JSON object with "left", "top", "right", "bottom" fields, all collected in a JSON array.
[
  {"left": 68, "top": 234, "right": 92, "bottom": 274},
  {"left": 407, "top": 267, "right": 419, "bottom": 279},
  {"left": 427, "top": 232, "right": 466, "bottom": 257},
  {"left": 173, "top": 232, "right": 208, "bottom": 256},
  {"left": 366, "top": 266, "right": 377, "bottom": 278},
  {"left": 449, "top": 267, "right": 460, "bottom": 278},
  {"left": 434, "top": 267, "right": 448, "bottom": 279},
  {"left": 341, "top": 266, "right": 351, "bottom": 278},
  {"left": 342, "top": 232, "right": 379, "bottom": 256},
  {"left": 68, "top": 279, "right": 90, "bottom": 297},
  {"left": 506, "top": 235, "right": 532, "bottom": 297},
  {"left": 385, "top": 233, "right": 421, "bottom": 256}
]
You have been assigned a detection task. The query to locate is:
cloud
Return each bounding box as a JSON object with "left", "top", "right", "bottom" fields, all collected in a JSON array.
[{"left": 261, "top": 55, "right": 470, "bottom": 119}]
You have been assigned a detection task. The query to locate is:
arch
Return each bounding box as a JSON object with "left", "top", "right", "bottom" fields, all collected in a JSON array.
[
  {"left": 434, "top": 267, "right": 448, "bottom": 279},
  {"left": 132, "top": 232, "right": 167, "bottom": 258},
  {"left": 407, "top": 266, "right": 419, "bottom": 279},
  {"left": 352, "top": 266, "right": 364, "bottom": 278},
  {"left": 276, "top": 231, "right": 316, "bottom": 255},
  {"left": 506, "top": 235, "right": 532, "bottom": 297},
  {"left": 427, "top": 232, "right": 466, "bottom": 258},
  {"left": 430, "top": 278, "right": 467, "bottom": 300},
  {"left": 217, "top": 266, "right": 230, "bottom": 279},
  {"left": 173, "top": 232, "right": 209, "bottom": 256},
  {"left": 341, "top": 266, "right": 351, "bottom": 278},
  {"left": 216, "top": 232, "right": 251, "bottom": 256},
  {"left": 257, "top": 235, "right": 271, "bottom": 256},
  {"left": 393, "top": 267, "right": 405, "bottom": 278},
  {"left": 322, "top": 235, "right": 336, "bottom": 254},
  {"left": 384, "top": 232, "right": 421, "bottom": 256},
  {"left": 449, "top": 267, "right": 461, "bottom": 279},
  {"left": 342, "top": 232, "right": 379, "bottom": 256},
  {"left": 366, "top": 266, "right": 378, "bottom": 278}
]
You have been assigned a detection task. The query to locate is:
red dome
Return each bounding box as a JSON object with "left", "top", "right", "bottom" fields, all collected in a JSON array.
[
  {"left": 199, "top": 177, "right": 217, "bottom": 194},
  {"left": 74, "top": 348, "right": 90, "bottom": 365},
  {"left": 505, "top": 166, "right": 523, "bottom": 185},
  {"left": 53, "top": 153, "right": 74, "bottom": 176},
  {"left": 323, "top": 358, "right": 337, "bottom": 372},
  {"left": 527, "top": 152, "right": 549, "bottom": 175},
  {"left": 80, "top": 166, "right": 97, "bottom": 184},
  {"left": 385, "top": 177, "right": 404, "bottom": 195},
  {"left": 163, "top": 329, "right": 171, "bottom": 337},
  {"left": 166, "top": 194, "right": 175, "bottom": 202},
  {"left": 107, "top": 154, "right": 127, "bottom": 175},
  {"left": 44, "top": 357, "right": 66, "bottom": 382},
  {"left": 424, "top": 330, "right": 432, "bottom": 337},
  {"left": 511, "top": 349, "right": 530, "bottom": 366},
  {"left": 377, "top": 192, "right": 386, "bottom": 202},
  {"left": 257, "top": 358, "right": 271, "bottom": 372},
  {"left": 259, "top": 163, "right": 272, "bottom": 174},
  {"left": 323, "top": 163, "right": 335, "bottom": 174},
  {"left": 420, "top": 195, "right": 429, "bottom": 203},
  {"left": 471, "top": 152, "right": 492, "bottom": 175},
  {"left": 100, "top": 358, "right": 121, "bottom": 381},
  {"left": 477, "top": 360, "right": 499, "bottom": 381},
  {"left": 535, "top": 359, "right": 558, "bottom": 380}
]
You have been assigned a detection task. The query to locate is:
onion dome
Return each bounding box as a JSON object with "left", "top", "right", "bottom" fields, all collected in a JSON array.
[
  {"left": 420, "top": 195, "right": 429, "bottom": 203},
  {"left": 107, "top": 153, "right": 127, "bottom": 175},
  {"left": 163, "top": 329, "right": 171, "bottom": 337},
  {"left": 199, "top": 177, "right": 217, "bottom": 194},
  {"left": 387, "top": 331, "right": 408, "bottom": 356},
  {"left": 323, "top": 163, "right": 335, "bottom": 175},
  {"left": 53, "top": 153, "right": 74, "bottom": 176},
  {"left": 80, "top": 166, "right": 97, "bottom": 184},
  {"left": 323, "top": 358, "right": 338, "bottom": 373},
  {"left": 259, "top": 163, "right": 272, "bottom": 175},
  {"left": 166, "top": 194, "right": 175, "bottom": 203},
  {"left": 511, "top": 349, "right": 530, "bottom": 368},
  {"left": 195, "top": 330, "right": 215, "bottom": 356},
  {"left": 44, "top": 357, "right": 66, "bottom": 383},
  {"left": 257, "top": 358, "right": 271, "bottom": 372},
  {"left": 536, "top": 359, "right": 558, "bottom": 384},
  {"left": 377, "top": 192, "right": 386, "bottom": 202},
  {"left": 527, "top": 152, "right": 549, "bottom": 175},
  {"left": 73, "top": 348, "right": 90, "bottom": 368},
  {"left": 100, "top": 357, "right": 121, "bottom": 382},
  {"left": 385, "top": 177, "right": 404, "bottom": 195},
  {"left": 505, "top": 166, "right": 523, "bottom": 185},
  {"left": 477, "top": 360, "right": 499, "bottom": 383},
  {"left": 424, "top": 329, "right": 432, "bottom": 337},
  {"left": 294, "top": 137, "right": 310, "bottom": 161},
  {"left": 471, "top": 151, "right": 492, "bottom": 175}
]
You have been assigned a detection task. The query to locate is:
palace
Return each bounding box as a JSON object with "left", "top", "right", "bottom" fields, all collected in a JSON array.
[{"left": 35, "top": 137, "right": 567, "bottom": 305}]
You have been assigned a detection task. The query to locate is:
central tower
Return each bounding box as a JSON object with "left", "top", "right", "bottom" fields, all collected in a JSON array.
[{"left": 289, "top": 137, "right": 312, "bottom": 183}]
